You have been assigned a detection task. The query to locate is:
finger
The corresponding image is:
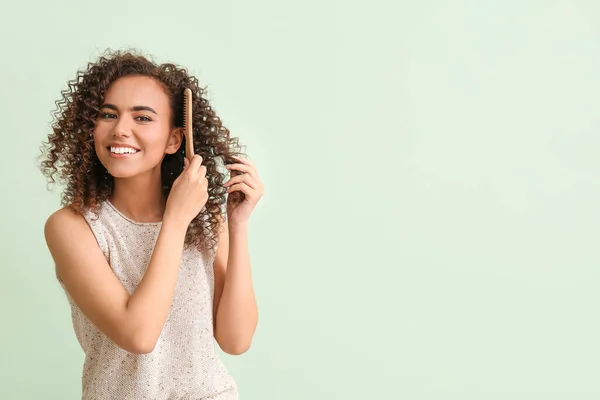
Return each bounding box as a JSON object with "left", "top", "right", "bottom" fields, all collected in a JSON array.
[
  {"left": 223, "top": 174, "right": 256, "bottom": 189},
  {"left": 231, "top": 156, "right": 256, "bottom": 169},
  {"left": 225, "top": 163, "right": 257, "bottom": 179},
  {"left": 190, "top": 154, "right": 203, "bottom": 172},
  {"left": 226, "top": 182, "right": 254, "bottom": 199},
  {"left": 183, "top": 157, "right": 190, "bottom": 169}
]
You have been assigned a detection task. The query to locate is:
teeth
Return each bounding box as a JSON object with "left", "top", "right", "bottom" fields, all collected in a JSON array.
[{"left": 110, "top": 147, "right": 138, "bottom": 154}]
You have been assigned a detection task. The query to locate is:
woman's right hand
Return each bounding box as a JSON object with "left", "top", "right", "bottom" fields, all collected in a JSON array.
[{"left": 165, "top": 154, "right": 209, "bottom": 226}]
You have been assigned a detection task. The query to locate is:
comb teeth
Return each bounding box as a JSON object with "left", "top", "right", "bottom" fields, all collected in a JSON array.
[
  {"left": 183, "top": 88, "right": 192, "bottom": 126},
  {"left": 183, "top": 88, "right": 194, "bottom": 160}
]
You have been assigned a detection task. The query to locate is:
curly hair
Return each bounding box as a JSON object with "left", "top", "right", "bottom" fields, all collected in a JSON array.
[{"left": 40, "top": 50, "right": 246, "bottom": 253}]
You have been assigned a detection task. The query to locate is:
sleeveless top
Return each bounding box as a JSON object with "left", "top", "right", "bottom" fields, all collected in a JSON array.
[{"left": 57, "top": 200, "right": 238, "bottom": 400}]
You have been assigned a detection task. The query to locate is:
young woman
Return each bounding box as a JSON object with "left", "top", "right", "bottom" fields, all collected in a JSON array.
[{"left": 40, "top": 51, "right": 263, "bottom": 399}]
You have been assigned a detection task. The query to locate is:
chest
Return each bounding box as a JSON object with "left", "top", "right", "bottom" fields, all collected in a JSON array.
[{"left": 100, "top": 223, "right": 216, "bottom": 315}]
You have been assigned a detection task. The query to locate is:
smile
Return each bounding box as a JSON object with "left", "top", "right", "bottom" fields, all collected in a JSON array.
[{"left": 108, "top": 146, "right": 140, "bottom": 155}]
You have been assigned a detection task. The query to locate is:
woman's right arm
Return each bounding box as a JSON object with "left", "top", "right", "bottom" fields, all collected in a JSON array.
[
  {"left": 45, "top": 208, "right": 188, "bottom": 354},
  {"left": 45, "top": 155, "right": 208, "bottom": 354}
]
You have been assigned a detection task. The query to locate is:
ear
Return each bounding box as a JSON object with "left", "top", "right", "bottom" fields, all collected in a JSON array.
[{"left": 165, "top": 127, "right": 184, "bottom": 155}]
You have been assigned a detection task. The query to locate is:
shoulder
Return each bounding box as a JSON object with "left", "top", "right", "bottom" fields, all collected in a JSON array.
[
  {"left": 44, "top": 206, "right": 96, "bottom": 252},
  {"left": 45, "top": 206, "right": 85, "bottom": 231}
]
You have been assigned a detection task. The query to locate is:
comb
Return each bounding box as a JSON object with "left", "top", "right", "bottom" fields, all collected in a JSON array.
[{"left": 183, "top": 88, "right": 194, "bottom": 161}]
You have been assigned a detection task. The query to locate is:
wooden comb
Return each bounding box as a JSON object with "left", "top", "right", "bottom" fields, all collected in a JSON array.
[{"left": 183, "top": 88, "right": 194, "bottom": 161}]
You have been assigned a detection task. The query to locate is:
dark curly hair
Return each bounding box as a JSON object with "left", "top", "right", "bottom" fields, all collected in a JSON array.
[{"left": 40, "top": 50, "right": 246, "bottom": 253}]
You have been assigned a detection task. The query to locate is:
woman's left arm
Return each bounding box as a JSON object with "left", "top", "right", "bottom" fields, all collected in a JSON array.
[{"left": 213, "top": 156, "right": 263, "bottom": 355}]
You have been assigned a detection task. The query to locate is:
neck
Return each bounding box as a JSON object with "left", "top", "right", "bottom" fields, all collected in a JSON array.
[{"left": 109, "top": 169, "right": 165, "bottom": 223}]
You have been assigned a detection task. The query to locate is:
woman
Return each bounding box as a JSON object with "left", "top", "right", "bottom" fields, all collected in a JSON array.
[{"left": 40, "top": 50, "right": 263, "bottom": 399}]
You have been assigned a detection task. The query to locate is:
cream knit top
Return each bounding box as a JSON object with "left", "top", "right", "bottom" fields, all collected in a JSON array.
[{"left": 58, "top": 200, "right": 238, "bottom": 399}]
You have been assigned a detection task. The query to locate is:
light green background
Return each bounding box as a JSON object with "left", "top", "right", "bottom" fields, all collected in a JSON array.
[{"left": 1, "top": 1, "right": 599, "bottom": 399}]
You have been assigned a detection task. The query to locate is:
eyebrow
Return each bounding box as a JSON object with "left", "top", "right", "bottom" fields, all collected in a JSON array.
[{"left": 100, "top": 103, "right": 158, "bottom": 115}]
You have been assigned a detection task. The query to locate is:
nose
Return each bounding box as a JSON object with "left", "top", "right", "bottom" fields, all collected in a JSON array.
[{"left": 112, "top": 116, "right": 132, "bottom": 137}]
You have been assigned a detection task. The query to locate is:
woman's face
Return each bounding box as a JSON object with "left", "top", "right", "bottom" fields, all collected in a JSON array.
[{"left": 93, "top": 75, "right": 181, "bottom": 179}]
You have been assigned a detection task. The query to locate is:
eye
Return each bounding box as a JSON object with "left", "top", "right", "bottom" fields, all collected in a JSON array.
[
  {"left": 135, "top": 115, "right": 153, "bottom": 122},
  {"left": 100, "top": 112, "right": 117, "bottom": 119}
]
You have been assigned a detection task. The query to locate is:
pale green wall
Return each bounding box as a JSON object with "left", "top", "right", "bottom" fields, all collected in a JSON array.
[{"left": 1, "top": 1, "right": 599, "bottom": 398}]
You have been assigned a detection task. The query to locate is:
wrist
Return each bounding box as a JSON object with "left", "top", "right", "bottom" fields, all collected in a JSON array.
[
  {"left": 228, "top": 218, "right": 248, "bottom": 233},
  {"left": 162, "top": 212, "right": 190, "bottom": 232}
]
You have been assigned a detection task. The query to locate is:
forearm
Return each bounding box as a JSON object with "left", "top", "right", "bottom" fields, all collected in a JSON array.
[
  {"left": 215, "top": 221, "right": 258, "bottom": 354},
  {"left": 126, "top": 217, "right": 188, "bottom": 350}
]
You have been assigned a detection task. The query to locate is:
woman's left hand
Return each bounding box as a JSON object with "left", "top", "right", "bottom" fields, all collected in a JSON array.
[{"left": 223, "top": 156, "right": 264, "bottom": 225}]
